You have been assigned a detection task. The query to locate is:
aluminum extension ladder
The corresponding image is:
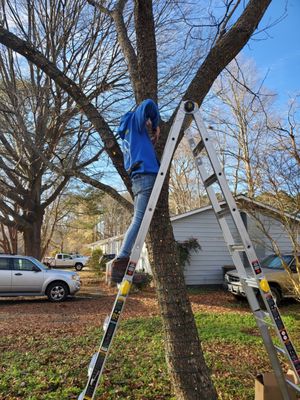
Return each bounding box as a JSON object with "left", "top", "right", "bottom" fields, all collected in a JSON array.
[{"left": 79, "top": 101, "right": 300, "bottom": 400}]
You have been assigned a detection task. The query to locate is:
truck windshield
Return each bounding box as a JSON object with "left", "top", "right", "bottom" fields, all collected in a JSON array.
[{"left": 261, "top": 255, "right": 293, "bottom": 269}]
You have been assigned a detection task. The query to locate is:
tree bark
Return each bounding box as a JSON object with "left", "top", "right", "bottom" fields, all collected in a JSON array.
[
  {"left": 0, "top": 224, "right": 18, "bottom": 254},
  {"left": 148, "top": 174, "right": 217, "bottom": 399},
  {"left": 22, "top": 206, "right": 44, "bottom": 259},
  {"left": 22, "top": 172, "right": 45, "bottom": 259},
  {"left": 134, "top": 0, "right": 158, "bottom": 102},
  {"left": 23, "top": 217, "right": 43, "bottom": 259}
]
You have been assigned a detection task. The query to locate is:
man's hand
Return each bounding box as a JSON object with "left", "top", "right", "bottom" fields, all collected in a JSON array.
[
  {"left": 146, "top": 118, "right": 160, "bottom": 146},
  {"left": 151, "top": 126, "right": 160, "bottom": 146}
]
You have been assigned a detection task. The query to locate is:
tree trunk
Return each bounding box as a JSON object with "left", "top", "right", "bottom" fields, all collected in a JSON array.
[
  {"left": 23, "top": 200, "right": 44, "bottom": 260},
  {"left": 134, "top": 0, "right": 158, "bottom": 102},
  {"left": 23, "top": 210, "right": 43, "bottom": 260},
  {"left": 148, "top": 178, "right": 217, "bottom": 400}
]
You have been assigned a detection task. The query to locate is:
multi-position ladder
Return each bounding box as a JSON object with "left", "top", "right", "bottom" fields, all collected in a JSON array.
[{"left": 79, "top": 101, "right": 300, "bottom": 400}]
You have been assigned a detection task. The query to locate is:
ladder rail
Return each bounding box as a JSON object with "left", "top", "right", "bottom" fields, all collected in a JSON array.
[
  {"left": 186, "top": 127, "right": 294, "bottom": 399},
  {"left": 186, "top": 104, "right": 300, "bottom": 399}
]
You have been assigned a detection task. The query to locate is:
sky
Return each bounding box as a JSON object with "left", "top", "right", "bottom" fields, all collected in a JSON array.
[{"left": 241, "top": 0, "right": 300, "bottom": 107}]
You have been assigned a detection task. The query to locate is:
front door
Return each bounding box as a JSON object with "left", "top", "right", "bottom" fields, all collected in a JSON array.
[
  {"left": 11, "top": 258, "right": 45, "bottom": 293},
  {"left": 0, "top": 257, "right": 12, "bottom": 292}
]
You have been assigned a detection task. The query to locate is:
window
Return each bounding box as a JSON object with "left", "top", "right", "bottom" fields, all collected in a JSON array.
[
  {"left": 13, "top": 258, "right": 37, "bottom": 271},
  {"left": 57, "top": 254, "right": 62, "bottom": 260},
  {"left": 261, "top": 255, "right": 293, "bottom": 270},
  {"left": 0, "top": 258, "right": 11, "bottom": 270}
]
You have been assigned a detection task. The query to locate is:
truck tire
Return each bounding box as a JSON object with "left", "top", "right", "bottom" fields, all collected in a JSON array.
[
  {"left": 258, "top": 285, "right": 282, "bottom": 308},
  {"left": 270, "top": 285, "right": 282, "bottom": 305},
  {"left": 75, "top": 263, "right": 84, "bottom": 271},
  {"left": 46, "top": 281, "right": 69, "bottom": 302}
]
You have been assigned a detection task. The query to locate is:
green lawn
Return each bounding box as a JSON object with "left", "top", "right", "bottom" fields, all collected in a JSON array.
[{"left": 0, "top": 307, "right": 299, "bottom": 399}]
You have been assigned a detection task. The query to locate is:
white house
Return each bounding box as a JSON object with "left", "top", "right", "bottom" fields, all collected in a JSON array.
[
  {"left": 89, "top": 235, "right": 151, "bottom": 274},
  {"left": 89, "top": 195, "right": 299, "bottom": 285},
  {"left": 171, "top": 195, "right": 298, "bottom": 285}
]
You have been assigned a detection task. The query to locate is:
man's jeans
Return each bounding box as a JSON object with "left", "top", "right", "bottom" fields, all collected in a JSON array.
[{"left": 118, "top": 173, "right": 157, "bottom": 258}]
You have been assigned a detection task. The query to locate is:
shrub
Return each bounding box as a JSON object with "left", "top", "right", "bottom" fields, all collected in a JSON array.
[
  {"left": 86, "top": 248, "right": 103, "bottom": 274},
  {"left": 176, "top": 237, "right": 201, "bottom": 267},
  {"left": 133, "top": 271, "right": 153, "bottom": 290}
]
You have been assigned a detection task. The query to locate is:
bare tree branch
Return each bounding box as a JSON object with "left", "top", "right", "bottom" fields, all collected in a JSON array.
[
  {"left": 0, "top": 25, "right": 130, "bottom": 189},
  {"left": 182, "top": 0, "right": 271, "bottom": 107}
]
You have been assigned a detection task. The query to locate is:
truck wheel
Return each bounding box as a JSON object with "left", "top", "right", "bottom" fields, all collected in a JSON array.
[
  {"left": 46, "top": 282, "right": 69, "bottom": 302},
  {"left": 258, "top": 285, "right": 282, "bottom": 308},
  {"left": 75, "top": 263, "right": 83, "bottom": 271},
  {"left": 270, "top": 286, "right": 282, "bottom": 305}
]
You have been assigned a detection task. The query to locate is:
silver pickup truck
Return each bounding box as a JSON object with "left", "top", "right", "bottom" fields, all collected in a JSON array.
[{"left": 43, "top": 253, "right": 89, "bottom": 271}]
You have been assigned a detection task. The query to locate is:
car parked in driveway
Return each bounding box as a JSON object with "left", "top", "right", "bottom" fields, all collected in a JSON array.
[
  {"left": 0, "top": 254, "right": 81, "bottom": 302},
  {"left": 42, "top": 253, "right": 89, "bottom": 271},
  {"left": 224, "top": 254, "right": 299, "bottom": 305}
]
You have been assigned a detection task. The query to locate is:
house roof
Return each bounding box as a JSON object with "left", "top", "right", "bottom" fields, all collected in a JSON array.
[
  {"left": 89, "top": 234, "right": 124, "bottom": 248},
  {"left": 90, "top": 195, "right": 299, "bottom": 247},
  {"left": 170, "top": 194, "right": 300, "bottom": 222}
]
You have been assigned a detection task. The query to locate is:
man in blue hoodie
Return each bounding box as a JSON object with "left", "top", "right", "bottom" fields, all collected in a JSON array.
[{"left": 111, "top": 99, "right": 160, "bottom": 283}]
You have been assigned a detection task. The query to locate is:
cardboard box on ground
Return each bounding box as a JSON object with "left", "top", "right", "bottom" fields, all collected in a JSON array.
[{"left": 255, "top": 369, "right": 300, "bottom": 400}]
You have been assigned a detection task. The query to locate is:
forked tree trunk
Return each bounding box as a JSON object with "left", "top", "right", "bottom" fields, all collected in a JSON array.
[{"left": 148, "top": 178, "right": 218, "bottom": 400}]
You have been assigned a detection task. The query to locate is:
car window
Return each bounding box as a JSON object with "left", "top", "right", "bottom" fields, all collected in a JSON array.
[
  {"left": 261, "top": 255, "right": 293, "bottom": 269},
  {"left": 290, "top": 257, "right": 300, "bottom": 273},
  {"left": 13, "top": 258, "right": 38, "bottom": 271},
  {"left": 57, "top": 254, "right": 62, "bottom": 259},
  {"left": 0, "top": 258, "right": 11, "bottom": 270},
  {"left": 33, "top": 259, "right": 48, "bottom": 269}
]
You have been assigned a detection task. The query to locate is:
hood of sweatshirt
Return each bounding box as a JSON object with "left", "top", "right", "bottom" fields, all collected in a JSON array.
[{"left": 117, "top": 111, "right": 133, "bottom": 139}]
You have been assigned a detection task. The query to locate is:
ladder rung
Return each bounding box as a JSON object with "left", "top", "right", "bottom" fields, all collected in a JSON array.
[
  {"left": 192, "top": 140, "right": 205, "bottom": 157},
  {"left": 254, "top": 310, "right": 271, "bottom": 320},
  {"left": 286, "top": 379, "right": 300, "bottom": 393},
  {"left": 255, "top": 316, "right": 275, "bottom": 328},
  {"left": 243, "top": 277, "right": 259, "bottom": 288},
  {"left": 203, "top": 173, "right": 218, "bottom": 188},
  {"left": 259, "top": 310, "right": 271, "bottom": 319},
  {"left": 229, "top": 244, "right": 245, "bottom": 252},
  {"left": 253, "top": 310, "right": 275, "bottom": 327},
  {"left": 274, "top": 345, "right": 287, "bottom": 357},
  {"left": 216, "top": 206, "right": 230, "bottom": 219}
]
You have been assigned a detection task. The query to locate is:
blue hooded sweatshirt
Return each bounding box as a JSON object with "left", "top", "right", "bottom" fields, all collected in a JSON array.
[{"left": 117, "top": 99, "right": 160, "bottom": 177}]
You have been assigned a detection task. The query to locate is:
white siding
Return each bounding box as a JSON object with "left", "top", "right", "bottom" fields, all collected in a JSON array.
[
  {"left": 89, "top": 202, "right": 297, "bottom": 286},
  {"left": 172, "top": 208, "right": 296, "bottom": 285},
  {"left": 247, "top": 212, "right": 293, "bottom": 257},
  {"left": 172, "top": 209, "right": 236, "bottom": 285}
]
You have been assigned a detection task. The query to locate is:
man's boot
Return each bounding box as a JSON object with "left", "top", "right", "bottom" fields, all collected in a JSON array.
[{"left": 111, "top": 257, "right": 130, "bottom": 283}]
